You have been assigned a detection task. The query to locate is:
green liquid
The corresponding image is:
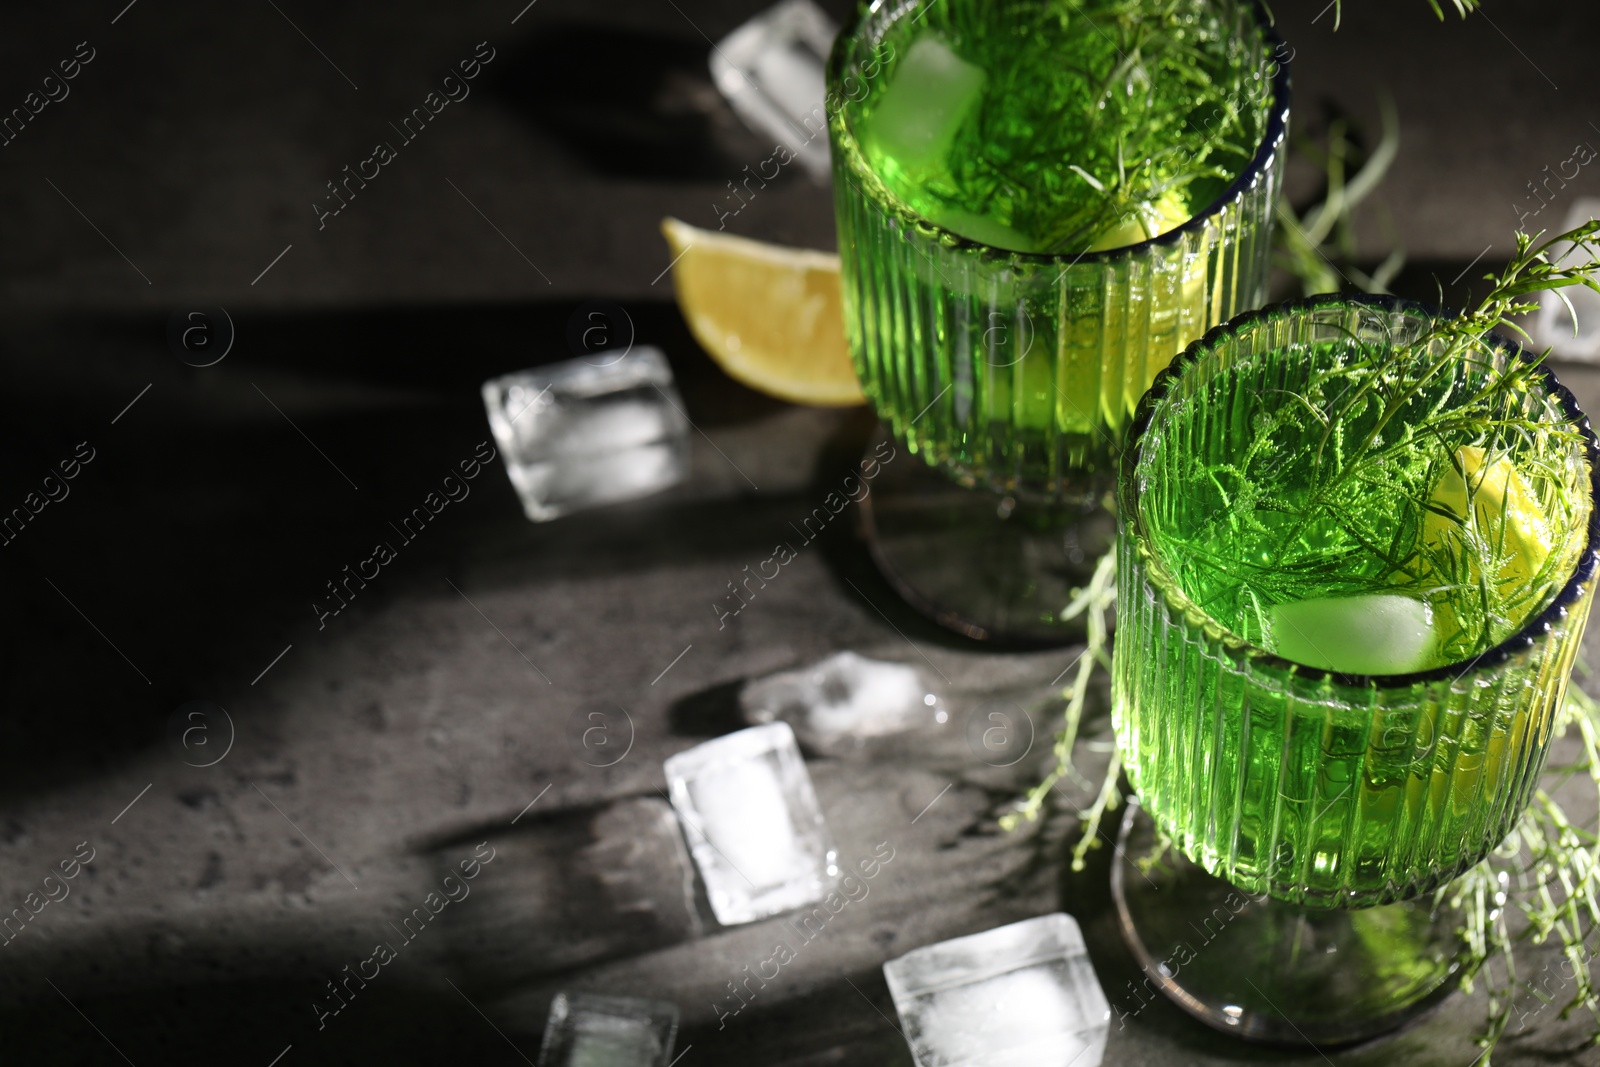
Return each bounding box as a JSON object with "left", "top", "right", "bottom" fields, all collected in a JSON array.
[
  {"left": 855, "top": 0, "right": 1267, "bottom": 253},
  {"left": 829, "top": 0, "right": 1281, "bottom": 494},
  {"left": 1145, "top": 338, "right": 1585, "bottom": 671},
  {"left": 1115, "top": 314, "right": 1596, "bottom": 907}
]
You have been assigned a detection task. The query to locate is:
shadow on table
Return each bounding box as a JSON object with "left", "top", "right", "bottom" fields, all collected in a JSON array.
[
  {"left": 0, "top": 260, "right": 1564, "bottom": 1063},
  {"left": 483, "top": 22, "right": 752, "bottom": 181},
  {"left": 0, "top": 298, "right": 835, "bottom": 808}
]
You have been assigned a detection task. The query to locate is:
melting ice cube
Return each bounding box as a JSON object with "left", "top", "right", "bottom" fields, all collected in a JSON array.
[
  {"left": 482, "top": 348, "right": 689, "bottom": 523},
  {"left": 664, "top": 722, "right": 838, "bottom": 925},
  {"left": 883, "top": 913, "right": 1111, "bottom": 1067},
  {"left": 537, "top": 991, "right": 679, "bottom": 1067},
  {"left": 1267, "top": 594, "right": 1436, "bottom": 675},
  {"left": 861, "top": 36, "right": 986, "bottom": 174},
  {"left": 711, "top": 0, "right": 838, "bottom": 180},
  {"left": 740, "top": 650, "right": 946, "bottom": 753}
]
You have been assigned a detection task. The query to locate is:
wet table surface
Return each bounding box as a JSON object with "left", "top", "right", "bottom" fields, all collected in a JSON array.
[{"left": 2, "top": 1, "right": 1600, "bottom": 1064}]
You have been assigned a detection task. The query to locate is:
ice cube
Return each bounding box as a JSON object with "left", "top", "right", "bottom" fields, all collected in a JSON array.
[
  {"left": 1267, "top": 594, "right": 1436, "bottom": 676},
  {"left": 711, "top": 0, "right": 838, "bottom": 180},
  {"left": 754, "top": 41, "right": 827, "bottom": 128},
  {"left": 482, "top": 348, "right": 689, "bottom": 523},
  {"left": 740, "top": 651, "right": 946, "bottom": 753},
  {"left": 920, "top": 205, "right": 1041, "bottom": 254},
  {"left": 1534, "top": 198, "right": 1600, "bottom": 362},
  {"left": 537, "top": 991, "right": 679, "bottom": 1067},
  {"left": 883, "top": 913, "right": 1111, "bottom": 1067},
  {"left": 860, "top": 36, "right": 986, "bottom": 175},
  {"left": 664, "top": 722, "right": 838, "bottom": 925}
]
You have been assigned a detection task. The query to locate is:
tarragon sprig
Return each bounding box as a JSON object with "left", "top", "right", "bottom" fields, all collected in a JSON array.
[
  {"left": 937, "top": 0, "right": 1268, "bottom": 253},
  {"left": 1313, "top": 220, "right": 1600, "bottom": 484},
  {"left": 1463, "top": 685, "right": 1600, "bottom": 1065},
  {"left": 1322, "top": 0, "right": 1481, "bottom": 31},
  {"left": 1275, "top": 97, "right": 1403, "bottom": 296}
]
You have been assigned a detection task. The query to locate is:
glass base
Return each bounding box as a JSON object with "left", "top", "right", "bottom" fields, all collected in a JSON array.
[
  {"left": 1110, "top": 797, "right": 1466, "bottom": 1047},
  {"left": 857, "top": 429, "right": 1115, "bottom": 646}
]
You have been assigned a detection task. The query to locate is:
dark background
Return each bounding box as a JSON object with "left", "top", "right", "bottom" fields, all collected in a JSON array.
[{"left": 0, "top": 1, "right": 1597, "bottom": 1065}]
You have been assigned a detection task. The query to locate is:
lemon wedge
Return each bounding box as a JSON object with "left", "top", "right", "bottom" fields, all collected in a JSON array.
[
  {"left": 660, "top": 218, "right": 866, "bottom": 407},
  {"left": 1424, "top": 445, "right": 1554, "bottom": 588},
  {"left": 1416, "top": 445, "right": 1555, "bottom": 662},
  {"left": 1087, "top": 190, "right": 1195, "bottom": 252}
]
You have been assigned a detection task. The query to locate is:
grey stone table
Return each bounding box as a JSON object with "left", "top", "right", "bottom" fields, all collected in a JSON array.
[{"left": 1, "top": 1, "right": 1599, "bottom": 1065}]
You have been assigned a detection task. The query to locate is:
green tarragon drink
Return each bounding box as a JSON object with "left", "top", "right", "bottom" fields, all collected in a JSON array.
[
  {"left": 828, "top": 0, "right": 1288, "bottom": 496},
  {"left": 854, "top": 2, "right": 1265, "bottom": 255},
  {"left": 1114, "top": 296, "right": 1600, "bottom": 908}
]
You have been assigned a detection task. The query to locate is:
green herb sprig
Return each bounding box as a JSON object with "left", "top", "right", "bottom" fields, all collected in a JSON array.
[
  {"left": 1275, "top": 97, "right": 1403, "bottom": 296},
  {"left": 1459, "top": 682, "right": 1600, "bottom": 1065},
  {"left": 921, "top": 0, "right": 1272, "bottom": 252},
  {"left": 1323, "top": 0, "right": 1481, "bottom": 31},
  {"left": 998, "top": 548, "right": 1117, "bottom": 868}
]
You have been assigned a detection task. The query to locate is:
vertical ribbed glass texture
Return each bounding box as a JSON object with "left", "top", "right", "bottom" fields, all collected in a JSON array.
[
  {"left": 1114, "top": 296, "right": 1600, "bottom": 908},
  {"left": 827, "top": 0, "right": 1288, "bottom": 498}
]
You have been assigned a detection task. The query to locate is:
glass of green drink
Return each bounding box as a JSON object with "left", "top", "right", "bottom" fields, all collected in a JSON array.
[
  {"left": 1112, "top": 294, "right": 1600, "bottom": 1042},
  {"left": 827, "top": 0, "right": 1289, "bottom": 641}
]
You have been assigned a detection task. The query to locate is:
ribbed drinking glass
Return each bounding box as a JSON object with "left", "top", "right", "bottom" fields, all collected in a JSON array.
[
  {"left": 827, "top": 0, "right": 1290, "bottom": 500},
  {"left": 1114, "top": 295, "right": 1600, "bottom": 910}
]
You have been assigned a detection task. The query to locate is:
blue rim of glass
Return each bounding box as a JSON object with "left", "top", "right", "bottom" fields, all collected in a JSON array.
[
  {"left": 825, "top": 0, "right": 1292, "bottom": 262},
  {"left": 1120, "top": 292, "right": 1600, "bottom": 689}
]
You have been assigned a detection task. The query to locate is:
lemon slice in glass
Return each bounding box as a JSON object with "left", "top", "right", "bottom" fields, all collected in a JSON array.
[{"left": 1424, "top": 445, "right": 1554, "bottom": 588}]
